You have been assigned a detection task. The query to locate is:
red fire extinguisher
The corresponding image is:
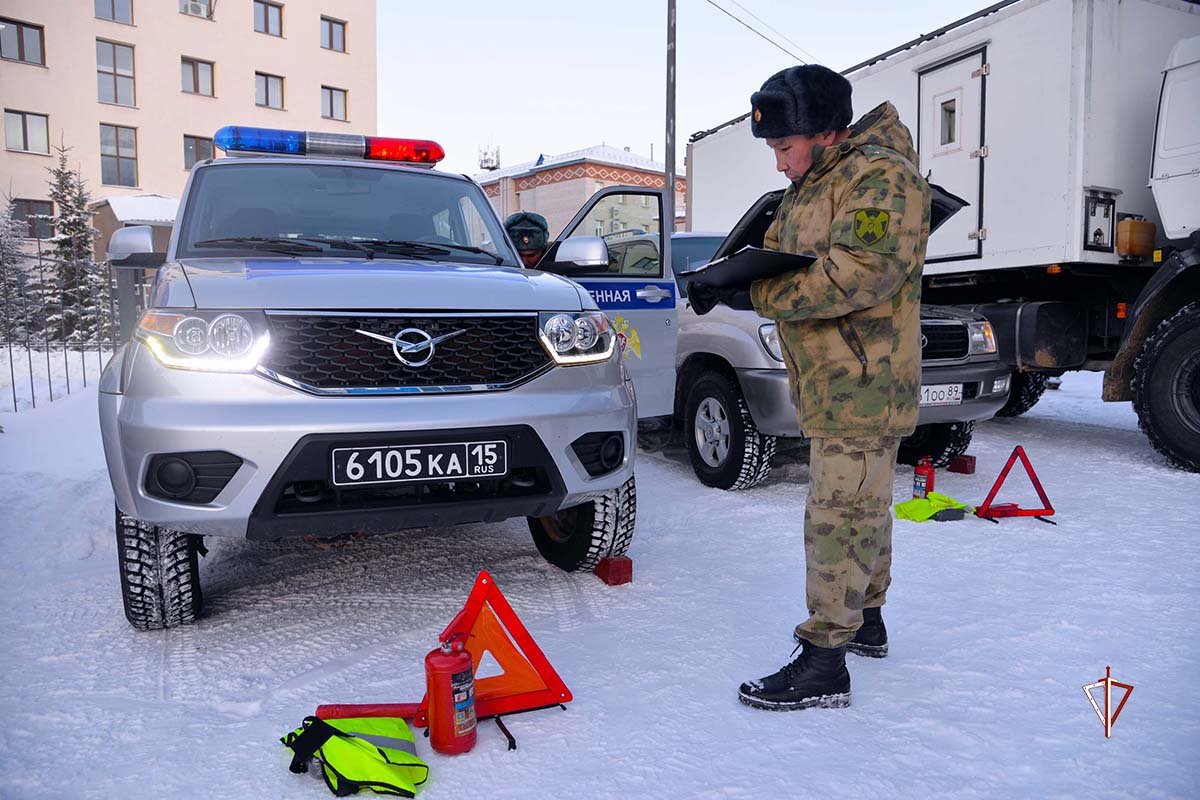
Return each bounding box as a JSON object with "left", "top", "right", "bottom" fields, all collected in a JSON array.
[
  {"left": 425, "top": 633, "right": 477, "bottom": 755},
  {"left": 913, "top": 457, "right": 935, "bottom": 499}
]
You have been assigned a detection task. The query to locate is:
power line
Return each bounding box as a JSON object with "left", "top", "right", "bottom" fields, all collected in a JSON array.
[
  {"left": 723, "top": 0, "right": 823, "bottom": 64},
  {"left": 702, "top": 0, "right": 807, "bottom": 64}
]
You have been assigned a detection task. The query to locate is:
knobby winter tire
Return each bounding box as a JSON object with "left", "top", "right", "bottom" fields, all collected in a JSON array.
[
  {"left": 1132, "top": 301, "right": 1200, "bottom": 472},
  {"left": 994, "top": 371, "right": 1049, "bottom": 418},
  {"left": 115, "top": 507, "right": 203, "bottom": 630},
  {"left": 528, "top": 475, "right": 637, "bottom": 572},
  {"left": 897, "top": 421, "right": 974, "bottom": 468},
  {"left": 684, "top": 371, "right": 777, "bottom": 491}
]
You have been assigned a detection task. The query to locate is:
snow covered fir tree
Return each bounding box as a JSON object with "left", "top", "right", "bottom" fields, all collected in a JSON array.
[
  {"left": 0, "top": 197, "right": 33, "bottom": 344},
  {"left": 31, "top": 146, "right": 111, "bottom": 344}
]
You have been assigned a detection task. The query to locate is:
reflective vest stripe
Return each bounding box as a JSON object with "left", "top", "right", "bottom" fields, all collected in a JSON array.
[{"left": 345, "top": 731, "right": 418, "bottom": 756}]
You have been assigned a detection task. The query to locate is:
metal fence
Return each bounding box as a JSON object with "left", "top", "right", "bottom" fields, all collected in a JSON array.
[{"left": 1, "top": 246, "right": 148, "bottom": 413}]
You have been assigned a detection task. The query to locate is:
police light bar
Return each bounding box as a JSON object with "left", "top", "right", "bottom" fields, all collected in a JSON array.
[{"left": 212, "top": 126, "right": 445, "bottom": 166}]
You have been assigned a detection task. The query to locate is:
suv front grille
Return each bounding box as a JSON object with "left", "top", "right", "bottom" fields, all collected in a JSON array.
[
  {"left": 260, "top": 313, "right": 552, "bottom": 394},
  {"left": 921, "top": 322, "right": 969, "bottom": 361}
]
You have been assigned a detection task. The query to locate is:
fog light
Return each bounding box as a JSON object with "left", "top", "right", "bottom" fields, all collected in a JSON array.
[
  {"left": 992, "top": 375, "right": 1010, "bottom": 394},
  {"left": 599, "top": 434, "right": 624, "bottom": 471},
  {"left": 155, "top": 457, "right": 197, "bottom": 499}
]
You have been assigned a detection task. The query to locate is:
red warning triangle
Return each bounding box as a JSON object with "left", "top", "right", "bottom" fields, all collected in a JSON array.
[
  {"left": 314, "top": 571, "right": 572, "bottom": 727},
  {"left": 975, "top": 445, "right": 1055, "bottom": 521},
  {"left": 412, "top": 570, "right": 573, "bottom": 724}
]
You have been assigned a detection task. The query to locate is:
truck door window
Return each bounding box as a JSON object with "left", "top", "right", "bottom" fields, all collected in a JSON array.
[{"left": 940, "top": 99, "right": 956, "bottom": 145}]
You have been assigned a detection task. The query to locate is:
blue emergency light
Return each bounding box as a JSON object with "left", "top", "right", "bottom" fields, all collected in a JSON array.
[{"left": 212, "top": 126, "right": 445, "bottom": 165}]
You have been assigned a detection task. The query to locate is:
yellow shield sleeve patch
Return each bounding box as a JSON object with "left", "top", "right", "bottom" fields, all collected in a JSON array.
[{"left": 853, "top": 208, "right": 891, "bottom": 247}]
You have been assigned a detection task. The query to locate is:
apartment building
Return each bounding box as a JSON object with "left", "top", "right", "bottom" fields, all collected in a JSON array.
[{"left": 0, "top": 0, "right": 377, "bottom": 246}]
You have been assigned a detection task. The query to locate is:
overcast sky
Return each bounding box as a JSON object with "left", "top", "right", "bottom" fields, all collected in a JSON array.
[{"left": 377, "top": 0, "right": 990, "bottom": 175}]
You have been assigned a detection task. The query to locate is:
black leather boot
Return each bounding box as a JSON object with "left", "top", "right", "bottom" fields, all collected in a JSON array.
[
  {"left": 793, "top": 606, "right": 889, "bottom": 658},
  {"left": 738, "top": 640, "right": 851, "bottom": 711}
]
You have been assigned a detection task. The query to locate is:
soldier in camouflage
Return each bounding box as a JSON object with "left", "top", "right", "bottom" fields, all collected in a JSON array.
[{"left": 736, "top": 65, "right": 931, "bottom": 712}]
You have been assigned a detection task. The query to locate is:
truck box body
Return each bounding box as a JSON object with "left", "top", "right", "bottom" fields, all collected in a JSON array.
[{"left": 686, "top": 0, "right": 1200, "bottom": 276}]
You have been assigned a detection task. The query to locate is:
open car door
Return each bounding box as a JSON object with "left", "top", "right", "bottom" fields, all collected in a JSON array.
[{"left": 540, "top": 186, "right": 677, "bottom": 419}]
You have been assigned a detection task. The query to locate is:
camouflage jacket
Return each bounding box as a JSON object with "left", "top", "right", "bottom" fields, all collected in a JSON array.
[{"left": 750, "top": 102, "right": 931, "bottom": 438}]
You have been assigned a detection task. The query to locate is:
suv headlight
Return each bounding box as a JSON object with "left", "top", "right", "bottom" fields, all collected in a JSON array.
[
  {"left": 967, "top": 321, "right": 998, "bottom": 355},
  {"left": 136, "top": 310, "right": 270, "bottom": 372},
  {"left": 759, "top": 323, "right": 784, "bottom": 362},
  {"left": 538, "top": 311, "right": 615, "bottom": 365}
]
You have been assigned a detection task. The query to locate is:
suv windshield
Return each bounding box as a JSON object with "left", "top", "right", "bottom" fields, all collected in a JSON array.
[{"left": 175, "top": 162, "right": 516, "bottom": 265}]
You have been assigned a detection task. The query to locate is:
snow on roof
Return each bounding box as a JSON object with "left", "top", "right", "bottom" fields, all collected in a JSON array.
[
  {"left": 474, "top": 145, "right": 680, "bottom": 184},
  {"left": 92, "top": 193, "right": 179, "bottom": 225}
]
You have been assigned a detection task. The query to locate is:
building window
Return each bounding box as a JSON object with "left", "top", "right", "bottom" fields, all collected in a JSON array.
[
  {"left": 181, "top": 57, "right": 213, "bottom": 96},
  {"left": 255, "top": 72, "right": 284, "bottom": 109},
  {"left": 12, "top": 199, "right": 53, "bottom": 239},
  {"left": 4, "top": 110, "right": 49, "bottom": 154},
  {"left": 97, "top": 40, "right": 135, "bottom": 106},
  {"left": 253, "top": 1, "right": 282, "bottom": 36},
  {"left": 320, "top": 16, "right": 345, "bottom": 52},
  {"left": 184, "top": 135, "right": 214, "bottom": 169},
  {"left": 0, "top": 18, "right": 45, "bottom": 65},
  {"left": 100, "top": 123, "right": 137, "bottom": 187},
  {"left": 95, "top": 0, "right": 133, "bottom": 24},
  {"left": 321, "top": 86, "right": 347, "bottom": 121},
  {"left": 179, "top": 0, "right": 212, "bottom": 19}
]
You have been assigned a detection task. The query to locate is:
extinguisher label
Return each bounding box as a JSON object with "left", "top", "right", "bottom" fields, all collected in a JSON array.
[{"left": 451, "top": 667, "right": 477, "bottom": 736}]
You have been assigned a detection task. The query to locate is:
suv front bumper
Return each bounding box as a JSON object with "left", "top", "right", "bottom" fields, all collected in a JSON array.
[
  {"left": 738, "top": 359, "right": 1011, "bottom": 437},
  {"left": 99, "top": 343, "right": 635, "bottom": 539}
]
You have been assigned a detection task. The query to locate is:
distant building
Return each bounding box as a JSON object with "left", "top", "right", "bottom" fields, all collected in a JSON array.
[
  {"left": 475, "top": 145, "right": 686, "bottom": 238},
  {"left": 1, "top": 0, "right": 377, "bottom": 253}
]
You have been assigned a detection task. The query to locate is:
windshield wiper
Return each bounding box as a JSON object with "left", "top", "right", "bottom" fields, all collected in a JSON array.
[
  {"left": 192, "top": 237, "right": 323, "bottom": 255},
  {"left": 363, "top": 239, "right": 505, "bottom": 265},
  {"left": 289, "top": 236, "right": 377, "bottom": 259}
]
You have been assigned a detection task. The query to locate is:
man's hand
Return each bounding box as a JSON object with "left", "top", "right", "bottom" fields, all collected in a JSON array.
[{"left": 688, "top": 281, "right": 754, "bottom": 315}]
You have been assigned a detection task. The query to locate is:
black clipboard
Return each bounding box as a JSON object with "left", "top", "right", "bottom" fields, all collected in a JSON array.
[{"left": 678, "top": 248, "right": 814, "bottom": 289}]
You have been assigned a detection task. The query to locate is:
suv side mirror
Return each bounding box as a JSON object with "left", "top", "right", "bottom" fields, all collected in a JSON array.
[
  {"left": 108, "top": 225, "right": 166, "bottom": 267},
  {"left": 553, "top": 236, "right": 609, "bottom": 270}
]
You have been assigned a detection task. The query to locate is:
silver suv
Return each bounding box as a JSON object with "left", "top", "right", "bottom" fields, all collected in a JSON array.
[{"left": 99, "top": 128, "right": 637, "bottom": 630}]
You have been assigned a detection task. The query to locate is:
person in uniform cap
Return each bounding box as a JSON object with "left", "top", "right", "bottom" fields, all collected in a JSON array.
[
  {"left": 735, "top": 65, "right": 931, "bottom": 711},
  {"left": 504, "top": 211, "right": 550, "bottom": 269}
]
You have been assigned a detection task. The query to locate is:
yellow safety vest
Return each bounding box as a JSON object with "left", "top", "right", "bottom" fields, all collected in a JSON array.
[{"left": 282, "top": 715, "right": 429, "bottom": 797}]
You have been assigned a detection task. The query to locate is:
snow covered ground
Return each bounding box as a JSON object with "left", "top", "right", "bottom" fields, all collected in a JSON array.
[{"left": 0, "top": 372, "right": 1197, "bottom": 799}]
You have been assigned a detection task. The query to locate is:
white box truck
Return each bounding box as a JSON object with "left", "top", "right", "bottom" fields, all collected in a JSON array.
[{"left": 686, "top": 0, "right": 1200, "bottom": 471}]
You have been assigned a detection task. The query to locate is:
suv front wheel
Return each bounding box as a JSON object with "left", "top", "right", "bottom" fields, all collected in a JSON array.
[
  {"left": 528, "top": 476, "right": 637, "bottom": 572},
  {"left": 115, "top": 507, "right": 204, "bottom": 630},
  {"left": 684, "top": 371, "right": 777, "bottom": 490}
]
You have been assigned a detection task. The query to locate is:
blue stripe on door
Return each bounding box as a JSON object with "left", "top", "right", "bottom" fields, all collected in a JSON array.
[{"left": 577, "top": 280, "right": 676, "bottom": 310}]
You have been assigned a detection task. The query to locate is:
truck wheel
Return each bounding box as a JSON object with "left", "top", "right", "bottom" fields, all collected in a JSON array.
[
  {"left": 1133, "top": 301, "right": 1200, "bottom": 472},
  {"left": 684, "top": 371, "right": 777, "bottom": 490},
  {"left": 115, "top": 506, "right": 203, "bottom": 630},
  {"left": 994, "top": 371, "right": 1049, "bottom": 417},
  {"left": 528, "top": 475, "right": 636, "bottom": 572},
  {"left": 897, "top": 421, "right": 974, "bottom": 468}
]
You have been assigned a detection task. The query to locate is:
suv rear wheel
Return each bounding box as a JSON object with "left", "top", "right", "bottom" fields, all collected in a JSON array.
[
  {"left": 115, "top": 507, "right": 203, "bottom": 630},
  {"left": 684, "top": 371, "right": 777, "bottom": 490},
  {"left": 528, "top": 475, "right": 636, "bottom": 572},
  {"left": 897, "top": 421, "right": 974, "bottom": 468}
]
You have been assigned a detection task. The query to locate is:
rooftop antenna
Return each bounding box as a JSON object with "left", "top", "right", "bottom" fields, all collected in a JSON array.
[{"left": 478, "top": 146, "right": 500, "bottom": 171}]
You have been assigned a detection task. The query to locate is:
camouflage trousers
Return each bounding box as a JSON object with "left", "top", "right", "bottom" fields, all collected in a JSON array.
[{"left": 795, "top": 436, "right": 900, "bottom": 649}]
